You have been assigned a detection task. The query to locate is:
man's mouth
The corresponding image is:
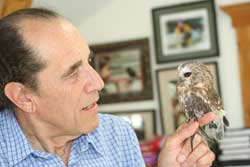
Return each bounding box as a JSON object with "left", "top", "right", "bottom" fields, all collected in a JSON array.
[{"left": 81, "top": 102, "right": 97, "bottom": 111}]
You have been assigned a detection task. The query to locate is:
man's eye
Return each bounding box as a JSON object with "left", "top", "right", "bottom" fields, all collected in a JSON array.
[
  {"left": 69, "top": 67, "right": 82, "bottom": 79},
  {"left": 68, "top": 71, "right": 78, "bottom": 78}
]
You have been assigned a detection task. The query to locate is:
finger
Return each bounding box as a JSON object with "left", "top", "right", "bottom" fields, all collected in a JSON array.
[
  {"left": 176, "top": 134, "right": 202, "bottom": 164},
  {"left": 198, "top": 112, "right": 216, "bottom": 126},
  {"left": 176, "top": 121, "right": 190, "bottom": 133},
  {"left": 176, "top": 123, "right": 185, "bottom": 133},
  {"left": 184, "top": 142, "right": 210, "bottom": 166},
  {"left": 168, "top": 120, "right": 199, "bottom": 148},
  {"left": 196, "top": 151, "right": 215, "bottom": 167}
]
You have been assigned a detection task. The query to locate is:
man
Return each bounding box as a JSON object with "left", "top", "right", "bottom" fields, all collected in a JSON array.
[{"left": 0, "top": 8, "right": 215, "bottom": 167}]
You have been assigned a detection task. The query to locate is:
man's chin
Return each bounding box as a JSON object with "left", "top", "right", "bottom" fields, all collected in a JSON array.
[{"left": 82, "top": 116, "right": 99, "bottom": 134}]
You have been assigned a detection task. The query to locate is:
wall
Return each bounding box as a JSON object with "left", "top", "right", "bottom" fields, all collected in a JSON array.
[{"left": 33, "top": 0, "right": 248, "bottom": 133}]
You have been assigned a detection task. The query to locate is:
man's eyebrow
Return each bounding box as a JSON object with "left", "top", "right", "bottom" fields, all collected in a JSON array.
[{"left": 61, "top": 60, "right": 82, "bottom": 79}]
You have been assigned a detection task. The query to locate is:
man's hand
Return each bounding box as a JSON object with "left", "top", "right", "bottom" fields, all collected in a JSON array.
[{"left": 158, "top": 112, "right": 216, "bottom": 167}]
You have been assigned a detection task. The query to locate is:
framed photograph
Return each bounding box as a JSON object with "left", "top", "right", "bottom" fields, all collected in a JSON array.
[
  {"left": 90, "top": 38, "right": 152, "bottom": 104},
  {"left": 156, "top": 62, "right": 221, "bottom": 135},
  {"left": 106, "top": 110, "right": 156, "bottom": 141},
  {"left": 152, "top": 0, "right": 219, "bottom": 63}
]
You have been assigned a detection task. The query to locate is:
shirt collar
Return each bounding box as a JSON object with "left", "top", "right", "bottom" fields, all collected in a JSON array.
[
  {"left": 1, "top": 109, "right": 33, "bottom": 166},
  {"left": 1, "top": 111, "right": 107, "bottom": 165}
]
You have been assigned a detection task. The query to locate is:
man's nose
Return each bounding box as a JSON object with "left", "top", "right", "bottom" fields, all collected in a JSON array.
[{"left": 84, "top": 65, "right": 104, "bottom": 93}]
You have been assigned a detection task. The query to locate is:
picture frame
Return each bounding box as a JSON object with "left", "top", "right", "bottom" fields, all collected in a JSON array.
[
  {"left": 105, "top": 110, "right": 156, "bottom": 141},
  {"left": 156, "top": 62, "right": 221, "bottom": 135},
  {"left": 90, "top": 38, "right": 153, "bottom": 104},
  {"left": 152, "top": 0, "right": 219, "bottom": 63}
]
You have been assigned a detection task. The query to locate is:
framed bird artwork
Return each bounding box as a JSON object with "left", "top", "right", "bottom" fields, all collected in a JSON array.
[
  {"left": 90, "top": 38, "right": 153, "bottom": 104},
  {"left": 152, "top": 0, "right": 219, "bottom": 63}
]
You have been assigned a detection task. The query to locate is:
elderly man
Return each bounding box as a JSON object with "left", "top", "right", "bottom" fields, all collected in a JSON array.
[{"left": 0, "top": 8, "right": 215, "bottom": 167}]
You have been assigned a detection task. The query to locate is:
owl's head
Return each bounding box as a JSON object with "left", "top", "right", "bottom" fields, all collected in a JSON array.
[{"left": 177, "top": 61, "right": 213, "bottom": 87}]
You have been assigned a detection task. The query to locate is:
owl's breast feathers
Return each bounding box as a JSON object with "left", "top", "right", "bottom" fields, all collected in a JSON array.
[{"left": 177, "top": 86, "right": 223, "bottom": 120}]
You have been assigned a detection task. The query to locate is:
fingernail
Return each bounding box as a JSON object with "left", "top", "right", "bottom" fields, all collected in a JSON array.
[{"left": 177, "top": 154, "right": 186, "bottom": 163}]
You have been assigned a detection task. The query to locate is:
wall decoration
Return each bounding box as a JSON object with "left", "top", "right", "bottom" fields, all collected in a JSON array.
[
  {"left": 152, "top": 0, "right": 219, "bottom": 63},
  {"left": 90, "top": 38, "right": 152, "bottom": 104}
]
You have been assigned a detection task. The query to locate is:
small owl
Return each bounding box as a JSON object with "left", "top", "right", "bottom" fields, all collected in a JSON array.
[{"left": 176, "top": 61, "right": 229, "bottom": 149}]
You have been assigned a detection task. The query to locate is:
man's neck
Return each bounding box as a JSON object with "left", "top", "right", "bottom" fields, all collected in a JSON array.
[{"left": 14, "top": 110, "right": 80, "bottom": 164}]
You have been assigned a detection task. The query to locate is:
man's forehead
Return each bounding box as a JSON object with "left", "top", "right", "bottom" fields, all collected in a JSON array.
[
  {"left": 19, "top": 18, "right": 65, "bottom": 39},
  {"left": 19, "top": 18, "right": 89, "bottom": 56},
  {"left": 22, "top": 19, "right": 89, "bottom": 66}
]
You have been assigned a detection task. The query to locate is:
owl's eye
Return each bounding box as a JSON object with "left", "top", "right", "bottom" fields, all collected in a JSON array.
[{"left": 184, "top": 72, "right": 192, "bottom": 78}]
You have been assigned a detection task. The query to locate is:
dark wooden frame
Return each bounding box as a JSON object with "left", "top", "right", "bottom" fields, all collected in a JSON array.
[
  {"left": 90, "top": 38, "right": 152, "bottom": 104},
  {"left": 156, "top": 61, "right": 221, "bottom": 135},
  {"left": 152, "top": 0, "right": 219, "bottom": 63}
]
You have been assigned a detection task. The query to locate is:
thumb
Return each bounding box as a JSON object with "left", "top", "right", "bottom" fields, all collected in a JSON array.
[{"left": 167, "top": 120, "right": 199, "bottom": 147}]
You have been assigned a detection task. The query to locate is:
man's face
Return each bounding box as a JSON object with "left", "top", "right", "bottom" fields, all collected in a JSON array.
[{"left": 22, "top": 19, "right": 104, "bottom": 135}]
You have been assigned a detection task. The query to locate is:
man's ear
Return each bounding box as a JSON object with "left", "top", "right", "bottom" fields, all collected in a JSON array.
[{"left": 4, "top": 82, "right": 35, "bottom": 113}]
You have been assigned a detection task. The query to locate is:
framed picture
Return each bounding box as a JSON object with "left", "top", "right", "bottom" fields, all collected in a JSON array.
[
  {"left": 106, "top": 110, "right": 156, "bottom": 141},
  {"left": 152, "top": 0, "right": 219, "bottom": 63},
  {"left": 156, "top": 62, "right": 221, "bottom": 135},
  {"left": 90, "top": 38, "right": 152, "bottom": 104}
]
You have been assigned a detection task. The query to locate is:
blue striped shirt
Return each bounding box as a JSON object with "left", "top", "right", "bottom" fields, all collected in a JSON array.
[{"left": 0, "top": 109, "right": 146, "bottom": 167}]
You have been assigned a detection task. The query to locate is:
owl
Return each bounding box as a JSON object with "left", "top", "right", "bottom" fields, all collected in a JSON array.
[{"left": 176, "top": 61, "right": 229, "bottom": 149}]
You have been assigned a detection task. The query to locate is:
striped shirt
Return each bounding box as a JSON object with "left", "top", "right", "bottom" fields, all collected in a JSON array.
[{"left": 0, "top": 109, "right": 145, "bottom": 167}]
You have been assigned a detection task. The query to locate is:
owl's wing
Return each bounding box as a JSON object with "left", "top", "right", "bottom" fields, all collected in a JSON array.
[
  {"left": 200, "top": 88, "right": 229, "bottom": 141},
  {"left": 184, "top": 89, "right": 212, "bottom": 120},
  {"left": 180, "top": 86, "right": 228, "bottom": 142},
  {"left": 207, "top": 89, "right": 229, "bottom": 127},
  {"left": 207, "top": 88, "right": 224, "bottom": 111}
]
